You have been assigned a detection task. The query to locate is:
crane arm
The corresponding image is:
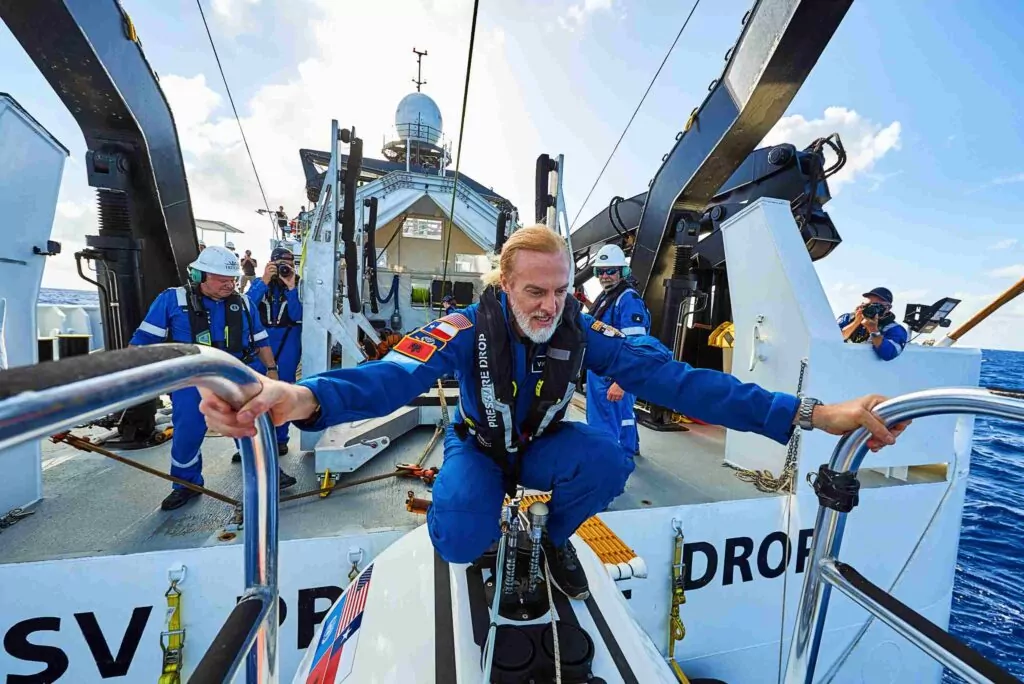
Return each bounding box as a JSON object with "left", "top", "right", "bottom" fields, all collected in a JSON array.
[
  {"left": 1, "top": 0, "right": 199, "bottom": 339},
  {"left": 570, "top": 0, "right": 853, "bottom": 335}
]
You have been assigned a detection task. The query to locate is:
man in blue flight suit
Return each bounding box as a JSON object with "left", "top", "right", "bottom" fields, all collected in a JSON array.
[
  {"left": 196, "top": 226, "right": 909, "bottom": 600},
  {"left": 129, "top": 245, "right": 297, "bottom": 511},
  {"left": 239, "top": 246, "right": 302, "bottom": 459},
  {"left": 585, "top": 244, "right": 650, "bottom": 457},
  {"left": 838, "top": 287, "right": 909, "bottom": 361}
]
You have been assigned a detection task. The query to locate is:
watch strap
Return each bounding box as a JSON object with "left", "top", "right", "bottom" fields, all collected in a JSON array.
[{"left": 798, "top": 396, "right": 821, "bottom": 431}]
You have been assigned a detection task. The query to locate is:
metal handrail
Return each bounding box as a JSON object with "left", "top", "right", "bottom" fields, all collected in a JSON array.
[
  {"left": 0, "top": 345, "right": 280, "bottom": 683},
  {"left": 784, "top": 387, "right": 1024, "bottom": 684}
]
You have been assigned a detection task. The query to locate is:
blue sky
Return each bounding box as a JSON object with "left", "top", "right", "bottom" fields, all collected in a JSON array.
[{"left": 4, "top": 0, "right": 1023, "bottom": 349}]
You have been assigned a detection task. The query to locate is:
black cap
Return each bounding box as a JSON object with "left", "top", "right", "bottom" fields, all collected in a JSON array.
[
  {"left": 271, "top": 247, "right": 294, "bottom": 261},
  {"left": 862, "top": 287, "right": 893, "bottom": 304}
]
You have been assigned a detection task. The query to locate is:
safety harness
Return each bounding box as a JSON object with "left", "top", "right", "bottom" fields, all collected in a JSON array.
[
  {"left": 177, "top": 285, "right": 258, "bottom": 362},
  {"left": 258, "top": 278, "right": 301, "bottom": 328},
  {"left": 589, "top": 277, "right": 634, "bottom": 323},
  {"left": 454, "top": 286, "right": 587, "bottom": 495},
  {"left": 847, "top": 310, "right": 898, "bottom": 344}
]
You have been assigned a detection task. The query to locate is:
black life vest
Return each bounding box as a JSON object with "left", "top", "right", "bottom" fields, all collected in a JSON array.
[
  {"left": 848, "top": 310, "right": 897, "bottom": 344},
  {"left": 258, "top": 278, "right": 301, "bottom": 328},
  {"left": 457, "top": 285, "right": 587, "bottom": 494},
  {"left": 181, "top": 284, "right": 257, "bottom": 361}
]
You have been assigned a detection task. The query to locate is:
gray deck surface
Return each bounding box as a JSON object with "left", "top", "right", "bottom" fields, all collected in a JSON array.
[{"left": 0, "top": 399, "right": 940, "bottom": 565}]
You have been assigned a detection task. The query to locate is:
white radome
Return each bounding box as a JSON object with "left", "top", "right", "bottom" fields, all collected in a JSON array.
[{"left": 395, "top": 92, "right": 443, "bottom": 144}]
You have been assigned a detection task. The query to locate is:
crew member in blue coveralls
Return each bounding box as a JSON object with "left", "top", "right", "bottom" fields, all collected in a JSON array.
[
  {"left": 129, "top": 245, "right": 298, "bottom": 511},
  {"left": 837, "top": 287, "right": 908, "bottom": 361},
  {"left": 197, "top": 226, "right": 909, "bottom": 600},
  {"left": 238, "top": 246, "right": 302, "bottom": 460},
  {"left": 585, "top": 244, "right": 650, "bottom": 457}
]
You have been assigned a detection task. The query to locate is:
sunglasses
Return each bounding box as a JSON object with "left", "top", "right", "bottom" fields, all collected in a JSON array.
[{"left": 594, "top": 267, "right": 620, "bottom": 277}]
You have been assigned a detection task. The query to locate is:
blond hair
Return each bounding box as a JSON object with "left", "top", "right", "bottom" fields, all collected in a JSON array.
[{"left": 481, "top": 224, "right": 570, "bottom": 288}]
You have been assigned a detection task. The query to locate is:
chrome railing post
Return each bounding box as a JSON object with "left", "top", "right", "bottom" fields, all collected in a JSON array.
[
  {"left": 0, "top": 345, "right": 282, "bottom": 683},
  {"left": 784, "top": 388, "right": 1024, "bottom": 684},
  {"left": 241, "top": 412, "right": 280, "bottom": 683}
]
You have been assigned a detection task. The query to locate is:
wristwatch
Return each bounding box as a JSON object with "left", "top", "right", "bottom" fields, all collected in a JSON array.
[
  {"left": 797, "top": 396, "right": 822, "bottom": 431},
  {"left": 267, "top": 365, "right": 278, "bottom": 372},
  {"left": 869, "top": 331, "right": 882, "bottom": 340}
]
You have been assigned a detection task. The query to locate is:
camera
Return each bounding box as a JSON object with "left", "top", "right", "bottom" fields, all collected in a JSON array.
[
  {"left": 276, "top": 262, "right": 293, "bottom": 278},
  {"left": 862, "top": 302, "right": 887, "bottom": 318}
]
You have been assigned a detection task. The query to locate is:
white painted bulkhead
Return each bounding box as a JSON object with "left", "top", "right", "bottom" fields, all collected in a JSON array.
[{"left": 0, "top": 94, "right": 68, "bottom": 513}]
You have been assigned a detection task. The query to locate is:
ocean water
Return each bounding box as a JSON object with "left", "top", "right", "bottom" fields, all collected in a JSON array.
[
  {"left": 35, "top": 289, "right": 1024, "bottom": 677},
  {"left": 38, "top": 288, "right": 100, "bottom": 307},
  {"left": 945, "top": 348, "right": 1024, "bottom": 681}
]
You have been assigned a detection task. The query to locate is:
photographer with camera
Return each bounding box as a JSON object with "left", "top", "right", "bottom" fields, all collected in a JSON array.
[
  {"left": 242, "top": 246, "right": 303, "bottom": 458},
  {"left": 838, "top": 286, "right": 908, "bottom": 361}
]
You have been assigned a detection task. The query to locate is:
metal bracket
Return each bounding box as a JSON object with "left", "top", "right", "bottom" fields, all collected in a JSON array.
[
  {"left": 167, "top": 563, "right": 187, "bottom": 585},
  {"left": 749, "top": 314, "right": 768, "bottom": 371},
  {"left": 807, "top": 464, "right": 860, "bottom": 513}
]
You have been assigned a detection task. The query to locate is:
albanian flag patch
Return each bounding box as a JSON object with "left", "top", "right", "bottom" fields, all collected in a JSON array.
[{"left": 393, "top": 335, "right": 437, "bottom": 363}]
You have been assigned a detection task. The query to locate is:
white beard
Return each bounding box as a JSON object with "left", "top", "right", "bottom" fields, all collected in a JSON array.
[{"left": 510, "top": 298, "right": 562, "bottom": 345}]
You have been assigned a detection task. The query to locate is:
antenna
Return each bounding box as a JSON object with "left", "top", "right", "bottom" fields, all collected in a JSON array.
[{"left": 412, "top": 48, "right": 428, "bottom": 92}]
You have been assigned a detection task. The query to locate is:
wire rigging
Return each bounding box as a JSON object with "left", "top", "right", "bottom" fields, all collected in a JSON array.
[
  {"left": 440, "top": 0, "right": 481, "bottom": 296},
  {"left": 568, "top": 0, "right": 703, "bottom": 232},
  {"left": 195, "top": 0, "right": 276, "bottom": 236}
]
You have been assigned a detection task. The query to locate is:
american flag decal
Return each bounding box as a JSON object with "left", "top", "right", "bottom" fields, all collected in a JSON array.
[
  {"left": 305, "top": 565, "right": 374, "bottom": 684},
  {"left": 440, "top": 312, "right": 472, "bottom": 330}
]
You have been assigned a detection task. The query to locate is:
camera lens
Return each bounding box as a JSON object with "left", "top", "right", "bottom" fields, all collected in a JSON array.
[{"left": 278, "top": 263, "right": 293, "bottom": 277}]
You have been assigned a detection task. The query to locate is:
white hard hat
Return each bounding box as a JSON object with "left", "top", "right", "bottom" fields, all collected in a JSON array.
[
  {"left": 189, "top": 245, "right": 242, "bottom": 277},
  {"left": 225, "top": 240, "right": 236, "bottom": 250},
  {"left": 595, "top": 244, "right": 628, "bottom": 268}
]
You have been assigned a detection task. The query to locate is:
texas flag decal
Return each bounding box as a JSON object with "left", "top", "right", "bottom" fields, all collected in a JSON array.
[{"left": 422, "top": 319, "right": 460, "bottom": 343}]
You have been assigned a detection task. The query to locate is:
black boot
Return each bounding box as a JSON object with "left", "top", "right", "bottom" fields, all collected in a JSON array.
[
  {"left": 232, "top": 451, "right": 241, "bottom": 463},
  {"left": 161, "top": 487, "right": 201, "bottom": 511},
  {"left": 277, "top": 442, "right": 289, "bottom": 456},
  {"left": 279, "top": 469, "right": 297, "bottom": 489},
  {"left": 541, "top": 534, "right": 590, "bottom": 600}
]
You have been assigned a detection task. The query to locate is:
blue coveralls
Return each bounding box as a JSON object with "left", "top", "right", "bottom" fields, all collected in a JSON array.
[
  {"left": 586, "top": 286, "right": 651, "bottom": 456},
  {"left": 130, "top": 287, "right": 270, "bottom": 489},
  {"left": 294, "top": 295, "right": 799, "bottom": 564},
  {"left": 836, "top": 313, "right": 909, "bottom": 361},
  {"left": 246, "top": 278, "right": 302, "bottom": 445}
]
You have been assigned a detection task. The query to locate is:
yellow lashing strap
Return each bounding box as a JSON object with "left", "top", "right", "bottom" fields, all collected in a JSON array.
[
  {"left": 668, "top": 523, "right": 690, "bottom": 684},
  {"left": 158, "top": 573, "right": 185, "bottom": 684},
  {"left": 508, "top": 493, "right": 637, "bottom": 565}
]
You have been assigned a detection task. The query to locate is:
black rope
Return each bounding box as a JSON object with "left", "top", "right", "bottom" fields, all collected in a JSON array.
[
  {"left": 195, "top": 0, "right": 275, "bottom": 236},
  {"left": 440, "top": 0, "right": 480, "bottom": 291},
  {"left": 568, "top": 0, "right": 703, "bottom": 232},
  {"left": 986, "top": 386, "right": 1024, "bottom": 400},
  {"left": 376, "top": 274, "right": 399, "bottom": 305}
]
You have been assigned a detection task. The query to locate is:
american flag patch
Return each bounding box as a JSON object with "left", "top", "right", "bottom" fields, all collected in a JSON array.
[
  {"left": 306, "top": 565, "right": 374, "bottom": 684},
  {"left": 440, "top": 312, "right": 472, "bottom": 330}
]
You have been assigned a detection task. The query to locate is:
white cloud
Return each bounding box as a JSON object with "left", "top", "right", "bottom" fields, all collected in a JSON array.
[
  {"left": 989, "top": 264, "right": 1024, "bottom": 279},
  {"left": 991, "top": 238, "right": 1018, "bottom": 251},
  {"left": 210, "top": 0, "right": 261, "bottom": 33},
  {"left": 148, "top": 0, "right": 541, "bottom": 265},
  {"left": 161, "top": 74, "right": 223, "bottom": 144},
  {"left": 938, "top": 290, "right": 1024, "bottom": 351},
  {"left": 991, "top": 173, "right": 1024, "bottom": 186},
  {"left": 761, "top": 107, "right": 902, "bottom": 193},
  {"left": 44, "top": 200, "right": 95, "bottom": 290},
  {"left": 558, "top": 0, "right": 613, "bottom": 31}
]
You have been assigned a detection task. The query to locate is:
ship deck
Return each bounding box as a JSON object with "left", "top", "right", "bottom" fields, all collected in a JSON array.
[{"left": 0, "top": 399, "right": 938, "bottom": 566}]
